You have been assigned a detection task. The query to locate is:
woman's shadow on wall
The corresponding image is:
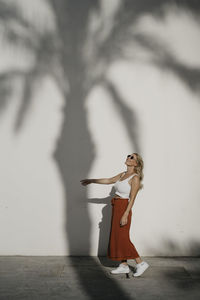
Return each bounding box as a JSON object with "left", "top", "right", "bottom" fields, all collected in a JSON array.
[{"left": 87, "top": 186, "right": 120, "bottom": 267}]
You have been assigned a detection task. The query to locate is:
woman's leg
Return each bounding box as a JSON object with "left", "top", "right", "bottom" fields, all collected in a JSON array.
[
  {"left": 121, "top": 257, "right": 142, "bottom": 265},
  {"left": 135, "top": 256, "right": 142, "bottom": 264},
  {"left": 121, "top": 259, "right": 128, "bottom": 265}
]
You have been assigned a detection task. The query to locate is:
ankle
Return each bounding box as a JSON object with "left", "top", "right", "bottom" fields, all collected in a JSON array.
[
  {"left": 135, "top": 257, "right": 142, "bottom": 264},
  {"left": 136, "top": 261, "right": 145, "bottom": 266}
]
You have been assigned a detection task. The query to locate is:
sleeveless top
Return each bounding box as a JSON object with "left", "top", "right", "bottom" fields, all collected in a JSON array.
[{"left": 114, "top": 172, "right": 139, "bottom": 199}]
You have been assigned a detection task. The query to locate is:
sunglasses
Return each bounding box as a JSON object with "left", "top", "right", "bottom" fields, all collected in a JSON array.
[{"left": 127, "top": 155, "right": 134, "bottom": 159}]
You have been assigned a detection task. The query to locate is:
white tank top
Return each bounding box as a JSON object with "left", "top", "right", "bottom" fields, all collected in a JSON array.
[{"left": 114, "top": 172, "right": 139, "bottom": 199}]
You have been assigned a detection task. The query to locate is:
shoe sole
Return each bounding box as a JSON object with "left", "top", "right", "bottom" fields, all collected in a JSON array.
[{"left": 110, "top": 269, "right": 130, "bottom": 274}]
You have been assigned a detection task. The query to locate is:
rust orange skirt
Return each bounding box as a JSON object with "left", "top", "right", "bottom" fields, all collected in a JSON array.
[{"left": 107, "top": 197, "right": 139, "bottom": 261}]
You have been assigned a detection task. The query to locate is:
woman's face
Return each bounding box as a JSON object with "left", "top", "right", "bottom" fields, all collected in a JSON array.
[{"left": 125, "top": 153, "right": 137, "bottom": 167}]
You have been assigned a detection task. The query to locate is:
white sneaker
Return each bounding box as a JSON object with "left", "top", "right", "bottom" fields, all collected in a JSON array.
[
  {"left": 110, "top": 263, "right": 130, "bottom": 274},
  {"left": 133, "top": 261, "right": 149, "bottom": 277}
]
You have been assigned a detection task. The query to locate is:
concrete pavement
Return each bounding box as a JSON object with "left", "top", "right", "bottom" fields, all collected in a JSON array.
[{"left": 0, "top": 256, "right": 200, "bottom": 299}]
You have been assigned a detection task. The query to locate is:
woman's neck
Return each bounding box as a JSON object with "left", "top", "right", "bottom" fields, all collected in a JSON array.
[{"left": 126, "top": 166, "right": 135, "bottom": 174}]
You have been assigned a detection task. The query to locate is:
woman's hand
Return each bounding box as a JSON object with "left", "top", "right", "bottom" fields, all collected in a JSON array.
[
  {"left": 120, "top": 213, "right": 128, "bottom": 226},
  {"left": 80, "top": 179, "right": 93, "bottom": 186}
]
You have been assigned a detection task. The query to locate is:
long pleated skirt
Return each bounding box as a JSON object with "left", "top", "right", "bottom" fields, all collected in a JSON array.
[{"left": 107, "top": 197, "right": 140, "bottom": 261}]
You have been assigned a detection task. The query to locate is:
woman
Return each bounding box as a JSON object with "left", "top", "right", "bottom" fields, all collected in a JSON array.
[{"left": 80, "top": 153, "right": 149, "bottom": 277}]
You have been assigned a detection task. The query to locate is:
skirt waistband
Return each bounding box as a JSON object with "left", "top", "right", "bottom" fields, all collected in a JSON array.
[{"left": 111, "top": 197, "right": 129, "bottom": 205}]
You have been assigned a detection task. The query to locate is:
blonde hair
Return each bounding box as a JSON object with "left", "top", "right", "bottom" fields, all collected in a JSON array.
[{"left": 133, "top": 152, "right": 144, "bottom": 190}]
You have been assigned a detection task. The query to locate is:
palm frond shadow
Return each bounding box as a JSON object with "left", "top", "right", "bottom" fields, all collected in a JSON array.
[{"left": 1, "top": 0, "right": 200, "bottom": 298}]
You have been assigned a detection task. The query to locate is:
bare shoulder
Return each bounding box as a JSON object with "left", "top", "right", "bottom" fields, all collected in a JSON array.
[{"left": 130, "top": 174, "right": 140, "bottom": 187}]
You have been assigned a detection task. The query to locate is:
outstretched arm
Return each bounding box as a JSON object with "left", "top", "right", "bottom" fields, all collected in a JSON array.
[{"left": 80, "top": 172, "right": 124, "bottom": 186}]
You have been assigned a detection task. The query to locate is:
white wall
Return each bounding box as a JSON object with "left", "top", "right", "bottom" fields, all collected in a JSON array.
[{"left": 0, "top": 0, "right": 200, "bottom": 256}]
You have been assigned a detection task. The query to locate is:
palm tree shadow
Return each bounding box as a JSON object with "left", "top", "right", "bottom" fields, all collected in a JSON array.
[{"left": 1, "top": 0, "right": 200, "bottom": 299}]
